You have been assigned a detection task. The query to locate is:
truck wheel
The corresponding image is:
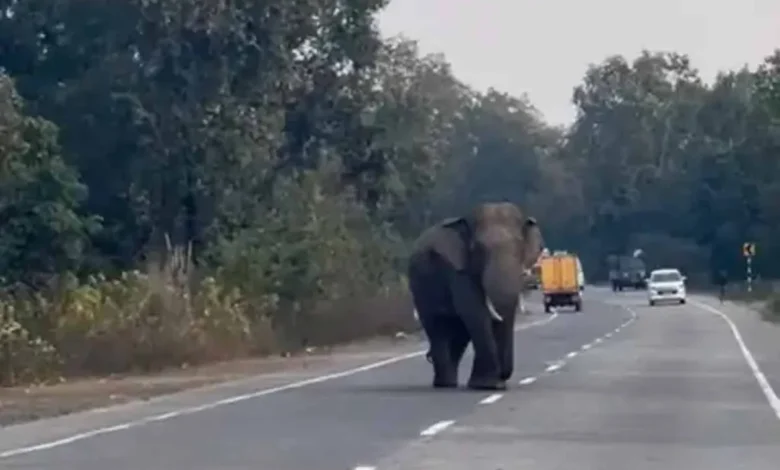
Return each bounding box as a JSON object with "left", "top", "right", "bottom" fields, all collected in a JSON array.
[
  {"left": 574, "top": 301, "right": 582, "bottom": 312},
  {"left": 544, "top": 304, "right": 551, "bottom": 313}
]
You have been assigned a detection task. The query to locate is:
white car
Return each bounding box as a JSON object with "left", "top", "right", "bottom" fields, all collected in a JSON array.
[{"left": 647, "top": 268, "right": 687, "bottom": 306}]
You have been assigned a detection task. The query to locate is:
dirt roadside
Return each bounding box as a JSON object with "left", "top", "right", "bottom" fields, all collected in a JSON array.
[{"left": 0, "top": 331, "right": 426, "bottom": 427}]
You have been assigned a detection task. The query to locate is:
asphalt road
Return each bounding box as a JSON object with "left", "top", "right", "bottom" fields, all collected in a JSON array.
[
  {"left": 375, "top": 289, "right": 780, "bottom": 469},
  {"left": 2, "top": 287, "right": 779, "bottom": 469}
]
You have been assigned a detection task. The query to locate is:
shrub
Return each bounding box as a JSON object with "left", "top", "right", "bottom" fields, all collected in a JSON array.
[
  {"left": 0, "top": 242, "right": 273, "bottom": 383},
  {"left": 761, "top": 292, "right": 780, "bottom": 323},
  {"left": 211, "top": 166, "right": 411, "bottom": 351},
  {"left": 0, "top": 307, "right": 61, "bottom": 386},
  {"left": 0, "top": 212, "right": 414, "bottom": 384}
]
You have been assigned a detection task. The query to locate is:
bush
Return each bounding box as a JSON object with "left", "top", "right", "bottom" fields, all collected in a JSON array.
[
  {"left": 0, "top": 309, "right": 61, "bottom": 386},
  {"left": 52, "top": 269, "right": 259, "bottom": 375},
  {"left": 0, "top": 245, "right": 267, "bottom": 384},
  {"left": 0, "top": 182, "right": 416, "bottom": 385},
  {"left": 761, "top": 292, "right": 780, "bottom": 323},
  {"left": 211, "top": 166, "right": 411, "bottom": 351}
]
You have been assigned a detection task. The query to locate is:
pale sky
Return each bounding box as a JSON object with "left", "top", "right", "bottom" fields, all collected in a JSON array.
[{"left": 377, "top": 0, "right": 780, "bottom": 126}]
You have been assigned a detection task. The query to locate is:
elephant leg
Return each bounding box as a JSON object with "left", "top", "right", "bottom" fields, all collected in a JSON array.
[
  {"left": 448, "top": 318, "right": 470, "bottom": 372},
  {"left": 423, "top": 316, "right": 469, "bottom": 387},
  {"left": 423, "top": 315, "right": 459, "bottom": 387},
  {"left": 446, "top": 270, "right": 503, "bottom": 390},
  {"left": 408, "top": 256, "right": 458, "bottom": 388},
  {"left": 493, "top": 317, "right": 515, "bottom": 381}
]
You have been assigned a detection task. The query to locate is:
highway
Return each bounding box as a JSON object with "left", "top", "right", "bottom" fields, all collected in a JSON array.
[{"left": 2, "top": 287, "right": 779, "bottom": 469}]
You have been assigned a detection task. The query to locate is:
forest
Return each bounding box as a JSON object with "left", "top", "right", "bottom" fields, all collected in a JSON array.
[{"left": 1, "top": 0, "right": 779, "bottom": 385}]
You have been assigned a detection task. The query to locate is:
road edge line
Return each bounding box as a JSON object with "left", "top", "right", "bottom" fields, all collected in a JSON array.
[{"left": 692, "top": 299, "right": 780, "bottom": 421}]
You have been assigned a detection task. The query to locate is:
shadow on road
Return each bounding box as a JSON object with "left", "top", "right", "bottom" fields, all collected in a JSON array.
[{"left": 348, "top": 383, "right": 488, "bottom": 394}]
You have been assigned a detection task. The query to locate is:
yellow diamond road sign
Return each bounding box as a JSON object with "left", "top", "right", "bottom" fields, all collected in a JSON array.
[{"left": 742, "top": 242, "right": 756, "bottom": 257}]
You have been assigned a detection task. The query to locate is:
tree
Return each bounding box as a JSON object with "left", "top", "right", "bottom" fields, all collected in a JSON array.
[{"left": 0, "top": 73, "right": 97, "bottom": 286}]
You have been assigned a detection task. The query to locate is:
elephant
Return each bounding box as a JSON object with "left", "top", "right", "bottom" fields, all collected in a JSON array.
[{"left": 407, "top": 201, "right": 544, "bottom": 390}]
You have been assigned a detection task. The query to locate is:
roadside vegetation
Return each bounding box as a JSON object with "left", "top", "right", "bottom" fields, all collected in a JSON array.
[{"left": 1, "top": 1, "right": 780, "bottom": 386}]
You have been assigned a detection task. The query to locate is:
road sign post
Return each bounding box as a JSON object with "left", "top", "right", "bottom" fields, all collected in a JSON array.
[{"left": 742, "top": 242, "right": 756, "bottom": 293}]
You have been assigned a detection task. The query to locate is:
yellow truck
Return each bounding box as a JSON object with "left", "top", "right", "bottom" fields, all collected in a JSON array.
[{"left": 540, "top": 252, "right": 583, "bottom": 313}]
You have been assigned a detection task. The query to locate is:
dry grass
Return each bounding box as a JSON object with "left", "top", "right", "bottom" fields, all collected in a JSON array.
[{"left": 1, "top": 233, "right": 417, "bottom": 385}]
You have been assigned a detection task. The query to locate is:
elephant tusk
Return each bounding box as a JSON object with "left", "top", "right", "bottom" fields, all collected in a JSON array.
[{"left": 486, "top": 297, "right": 503, "bottom": 322}]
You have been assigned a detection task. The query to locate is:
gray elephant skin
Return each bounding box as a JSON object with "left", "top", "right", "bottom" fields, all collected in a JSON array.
[{"left": 407, "top": 202, "right": 543, "bottom": 390}]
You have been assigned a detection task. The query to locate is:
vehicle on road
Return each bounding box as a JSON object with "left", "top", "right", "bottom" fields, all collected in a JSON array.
[
  {"left": 540, "top": 251, "right": 583, "bottom": 313},
  {"left": 647, "top": 268, "right": 687, "bottom": 306},
  {"left": 526, "top": 261, "right": 542, "bottom": 289},
  {"left": 607, "top": 253, "right": 647, "bottom": 291}
]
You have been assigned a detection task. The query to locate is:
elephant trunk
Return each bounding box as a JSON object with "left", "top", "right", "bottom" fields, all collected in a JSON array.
[{"left": 481, "top": 254, "right": 523, "bottom": 323}]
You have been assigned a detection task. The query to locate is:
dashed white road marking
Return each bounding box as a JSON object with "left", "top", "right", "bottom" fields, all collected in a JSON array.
[
  {"left": 692, "top": 300, "right": 780, "bottom": 421},
  {"left": 518, "top": 376, "right": 537, "bottom": 385},
  {"left": 537, "top": 302, "right": 638, "bottom": 380},
  {"left": 420, "top": 420, "right": 455, "bottom": 437},
  {"left": 545, "top": 361, "right": 564, "bottom": 373},
  {"left": 479, "top": 393, "right": 503, "bottom": 405},
  {"left": 354, "top": 466, "right": 376, "bottom": 470},
  {"left": 475, "top": 301, "right": 640, "bottom": 421},
  {"left": 0, "top": 308, "right": 562, "bottom": 459}
]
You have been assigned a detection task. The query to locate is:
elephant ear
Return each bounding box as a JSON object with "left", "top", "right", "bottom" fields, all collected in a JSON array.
[
  {"left": 521, "top": 216, "right": 544, "bottom": 268},
  {"left": 430, "top": 217, "right": 473, "bottom": 271}
]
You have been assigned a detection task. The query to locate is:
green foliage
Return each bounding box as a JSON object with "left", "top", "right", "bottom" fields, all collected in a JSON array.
[{"left": 0, "top": 74, "right": 99, "bottom": 286}]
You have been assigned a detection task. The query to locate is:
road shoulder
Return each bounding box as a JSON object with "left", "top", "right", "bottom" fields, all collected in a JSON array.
[
  {"left": 691, "top": 294, "right": 780, "bottom": 411},
  {"left": 0, "top": 331, "right": 425, "bottom": 428}
]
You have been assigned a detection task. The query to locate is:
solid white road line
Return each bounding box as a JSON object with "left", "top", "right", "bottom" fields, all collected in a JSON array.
[{"left": 693, "top": 300, "right": 780, "bottom": 421}]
